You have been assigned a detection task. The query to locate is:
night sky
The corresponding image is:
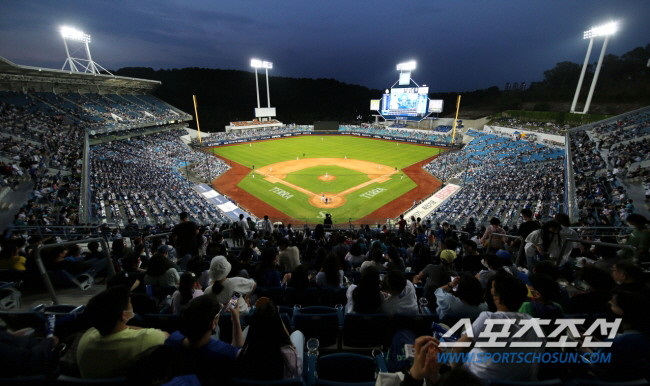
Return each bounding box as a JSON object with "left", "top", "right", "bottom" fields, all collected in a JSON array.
[{"left": 1, "top": 0, "right": 649, "bottom": 92}]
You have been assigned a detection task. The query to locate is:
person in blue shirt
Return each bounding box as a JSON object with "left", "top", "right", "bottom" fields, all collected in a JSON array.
[{"left": 165, "top": 295, "right": 242, "bottom": 383}]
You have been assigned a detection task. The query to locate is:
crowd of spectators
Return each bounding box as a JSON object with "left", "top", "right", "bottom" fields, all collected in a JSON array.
[
  {"left": 90, "top": 130, "right": 230, "bottom": 225},
  {"left": 2, "top": 211, "right": 649, "bottom": 383},
  {"left": 421, "top": 131, "right": 565, "bottom": 227},
  {"left": 339, "top": 125, "right": 453, "bottom": 143},
  {"left": 200, "top": 125, "right": 313, "bottom": 145},
  {"left": 492, "top": 117, "right": 571, "bottom": 134}
]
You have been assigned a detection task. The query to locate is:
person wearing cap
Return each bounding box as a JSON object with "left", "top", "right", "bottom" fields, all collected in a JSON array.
[
  {"left": 413, "top": 249, "right": 457, "bottom": 307},
  {"left": 205, "top": 256, "right": 256, "bottom": 314}
]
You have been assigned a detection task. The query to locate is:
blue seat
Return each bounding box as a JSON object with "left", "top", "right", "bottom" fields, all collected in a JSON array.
[
  {"left": 48, "top": 270, "right": 94, "bottom": 290},
  {"left": 486, "top": 380, "right": 562, "bottom": 386},
  {"left": 389, "top": 313, "right": 439, "bottom": 338},
  {"left": 343, "top": 313, "right": 389, "bottom": 348},
  {"left": 55, "top": 375, "right": 126, "bottom": 385},
  {"left": 319, "top": 288, "right": 347, "bottom": 308},
  {"left": 230, "top": 378, "right": 305, "bottom": 385},
  {"left": 145, "top": 285, "right": 177, "bottom": 301},
  {"left": 292, "top": 306, "right": 341, "bottom": 348},
  {"left": 285, "top": 287, "right": 319, "bottom": 307},
  {"left": 315, "top": 353, "right": 377, "bottom": 385},
  {"left": 0, "top": 375, "right": 48, "bottom": 385}
]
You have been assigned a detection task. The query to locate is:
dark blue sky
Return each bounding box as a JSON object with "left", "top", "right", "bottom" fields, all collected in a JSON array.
[{"left": 1, "top": 0, "right": 649, "bottom": 92}]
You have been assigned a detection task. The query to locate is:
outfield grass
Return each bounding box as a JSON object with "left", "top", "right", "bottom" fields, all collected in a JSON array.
[
  {"left": 212, "top": 136, "right": 441, "bottom": 223},
  {"left": 283, "top": 165, "right": 370, "bottom": 194}
]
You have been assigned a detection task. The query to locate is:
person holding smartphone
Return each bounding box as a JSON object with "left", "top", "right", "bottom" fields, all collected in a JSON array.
[
  {"left": 205, "top": 256, "right": 256, "bottom": 314},
  {"left": 434, "top": 274, "right": 487, "bottom": 321}
]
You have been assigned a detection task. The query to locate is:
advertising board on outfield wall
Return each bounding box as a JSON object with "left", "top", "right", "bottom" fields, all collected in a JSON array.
[
  {"left": 203, "top": 131, "right": 450, "bottom": 147},
  {"left": 402, "top": 183, "right": 461, "bottom": 219}
]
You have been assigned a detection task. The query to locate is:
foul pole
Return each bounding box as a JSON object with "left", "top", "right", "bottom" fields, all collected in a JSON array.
[
  {"left": 451, "top": 95, "right": 461, "bottom": 144},
  {"left": 193, "top": 95, "right": 202, "bottom": 144}
]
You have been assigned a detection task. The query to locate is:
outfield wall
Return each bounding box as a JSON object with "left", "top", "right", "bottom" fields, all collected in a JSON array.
[{"left": 203, "top": 131, "right": 451, "bottom": 147}]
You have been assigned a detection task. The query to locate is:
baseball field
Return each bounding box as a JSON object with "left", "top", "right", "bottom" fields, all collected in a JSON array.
[{"left": 209, "top": 136, "right": 443, "bottom": 224}]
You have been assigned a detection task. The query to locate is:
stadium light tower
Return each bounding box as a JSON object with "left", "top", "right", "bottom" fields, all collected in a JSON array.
[
  {"left": 60, "top": 26, "right": 113, "bottom": 75},
  {"left": 251, "top": 59, "right": 273, "bottom": 109},
  {"left": 570, "top": 22, "right": 618, "bottom": 114},
  {"left": 396, "top": 61, "right": 416, "bottom": 72}
]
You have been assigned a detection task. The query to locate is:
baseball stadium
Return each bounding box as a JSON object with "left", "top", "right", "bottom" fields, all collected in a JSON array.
[{"left": 1, "top": 2, "right": 650, "bottom": 385}]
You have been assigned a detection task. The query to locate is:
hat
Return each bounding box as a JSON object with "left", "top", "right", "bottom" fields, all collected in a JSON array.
[
  {"left": 157, "top": 245, "right": 171, "bottom": 253},
  {"left": 209, "top": 255, "right": 231, "bottom": 282},
  {"left": 496, "top": 249, "right": 512, "bottom": 262},
  {"left": 440, "top": 250, "right": 457, "bottom": 264}
]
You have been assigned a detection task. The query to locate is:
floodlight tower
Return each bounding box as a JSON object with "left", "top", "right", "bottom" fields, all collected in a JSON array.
[
  {"left": 396, "top": 61, "right": 416, "bottom": 86},
  {"left": 250, "top": 59, "right": 273, "bottom": 108},
  {"left": 60, "top": 26, "right": 113, "bottom": 75},
  {"left": 570, "top": 22, "right": 618, "bottom": 114}
]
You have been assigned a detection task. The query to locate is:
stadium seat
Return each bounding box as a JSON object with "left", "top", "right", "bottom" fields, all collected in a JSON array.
[
  {"left": 47, "top": 270, "right": 94, "bottom": 290},
  {"left": 292, "top": 306, "right": 342, "bottom": 348},
  {"left": 54, "top": 375, "right": 126, "bottom": 385},
  {"left": 285, "top": 287, "right": 319, "bottom": 307},
  {"left": 0, "top": 375, "right": 48, "bottom": 385},
  {"left": 314, "top": 353, "right": 378, "bottom": 385},
  {"left": 145, "top": 285, "right": 177, "bottom": 301},
  {"left": 319, "top": 288, "right": 347, "bottom": 308},
  {"left": 486, "top": 379, "right": 562, "bottom": 386},
  {"left": 389, "top": 313, "right": 439, "bottom": 338},
  {"left": 567, "top": 380, "right": 650, "bottom": 386},
  {"left": 230, "top": 378, "right": 305, "bottom": 386},
  {"left": 0, "top": 281, "right": 22, "bottom": 310},
  {"left": 343, "top": 313, "right": 389, "bottom": 348}
]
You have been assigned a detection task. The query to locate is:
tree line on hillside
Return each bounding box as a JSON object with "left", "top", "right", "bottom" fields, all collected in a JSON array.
[{"left": 114, "top": 43, "right": 649, "bottom": 131}]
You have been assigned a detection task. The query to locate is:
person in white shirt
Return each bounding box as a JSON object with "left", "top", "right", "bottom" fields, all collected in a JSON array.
[
  {"left": 451, "top": 271, "right": 544, "bottom": 382},
  {"left": 204, "top": 256, "right": 256, "bottom": 314},
  {"left": 380, "top": 271, "right": 418, "bottom": 315},
  {"left": 261, "top": 215, "right": 273, "bottom": 236}
]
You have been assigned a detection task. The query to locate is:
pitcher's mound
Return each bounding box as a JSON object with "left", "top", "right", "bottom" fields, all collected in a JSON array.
[
  {"left": 318, "top": 175, "right": 337, "bottom": 182},
  {"left": 309, "top": 193, "right": 346, "bottom": 208}
]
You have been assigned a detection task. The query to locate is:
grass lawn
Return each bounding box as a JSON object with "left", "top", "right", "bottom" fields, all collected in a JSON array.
[
  {"left": 283, "top": 165, "right": 370, "bottom": 194},
  {"left": 212, "top": 136, "right": 442, "bottom": 223}
]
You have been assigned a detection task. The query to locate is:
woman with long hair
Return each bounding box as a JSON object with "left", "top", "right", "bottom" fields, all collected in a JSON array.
[
  {"left": 236, "top": 299, "right": 303, "bottom": 380},
  {"left": 479, "top": 217, "right": 506, "bottom": 250},
  {"left": 171, "top": 272, "right": 203, "bottom": 313},
  {"left": 316, "top": 252, "right": 343, "bottom": 288},
  {"left": 345, "top": 242, "right": 365, "bottom": 268},
  {"left": 255, "top": 248, "right": 290, "bottom": 287},
  {"left": 144, "top": 252, "right": 180, "bottom": 287},
  {"left": 346, "top": 266, "right": 383, "bottom": 314}
]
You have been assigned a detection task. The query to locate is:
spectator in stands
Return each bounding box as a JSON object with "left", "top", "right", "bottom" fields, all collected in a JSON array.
[
  {"left": 236, "top": 299, "right": 303, "bottom": 380},
  {"left": 479, "top": 218, "right": 506, "bottom": 250},
  {"left": 171, "top": 272, "right": 204, "bottom": 314},
  {"left": 580, "top": 290, "right": 650, "bottom": 381},
  {"left": 261, "top": 215, "right": 273, "bottom": 236},
  {"left": 414, "top": 249, "right": 458, "bottom": 306},
  {"left": 519, "top": 273, "right": 564, "bottom": 320},
  {"left": 77, "top": 285, "right": 168, "bottom": 378},
  {"left": 165, "top": 295, "right": 242, "bottom": 383},
  {"left": 172, "top": 212, "right": 199, "bottom": 258},
  {"left": 0, "top": 327, "right": 59, "bottom": 378},
  {"left": 611, "top": 261, "right": 648, "bottom": 295},
  {"left": 205, "top": 255, "right": 256, "bottom": 314},
  {"left": 452, "top": 271, "right": 543, "bottom": 381},
  {"left": 278, "top": 238, "right": 300, "bottom": 272},
  {"left": 255, "top": 248, "right": 290, "bottom": 287},
  {"left": 345, "top": 241, "right": 365, "bottom": 268},
  {"left": 360, "top": 248, "right": 385, "bottom": 273},
  {"left": 435, "top": 274, "right": 487, "bottom": 321},
  {"left": 316, "top": 252, "right": 343, "bottom": 288},
  {"left": 111, "top": 237, "right": 131, "bottom": 261},
  {"left": 397, "top": 214, "right": 407, "bottom": 235},
  {"left": 591, "top": 236, "right": 620, "bottom": 272},
  {"left": 460, "top": 240, "right": 484, "bottom": 273},
  {"left": 524, "top": 220, "right": 562, "bottom": 269},
  {"left": 345, "top": 266, "right": 383, "bottom": 314},
  {"left": 410, "top": 243, "right": 432, "bottom": 274},
  {"left": 384, "top": 246, "right": 405, "bottom": 272},
  {"left": 476, "top": 254, "right": 504, "bottom": 288},
  {"left": 186, "top": 255, "right": 210, "bottom": 289},
  {"left": 144, "top": 252, "right": 180, "bottom": 287},
  {"left": 45, "top": 246, "right": 94, "bottom": 277},
  {"left": 565, "top": 265, "right": 616, "bottom": 314},
  {"left": 380, "top": 270, "right": 418, "bottom": 315},
  {"left": 622, "top": 214, "right": 650, "bottom": 262},
  {"left": 0, "top": 241, "right": 26, "bottom": 270},
  {"left": 206, "top": 232, "right": 228, "bottom": 256}
]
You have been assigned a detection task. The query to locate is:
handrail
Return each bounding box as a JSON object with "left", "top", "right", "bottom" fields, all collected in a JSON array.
[
  {"left": 485, "top": 233, "right": 526, "bottom": 266},
  {"left": 557, "top": 238, "right": 638, "bottom": 265},
  {"left": 34, "top": 238, "right": 116, "bottom": 304},
  {"left": 143, "top": 232, "right": 172, "bottom": 261}
]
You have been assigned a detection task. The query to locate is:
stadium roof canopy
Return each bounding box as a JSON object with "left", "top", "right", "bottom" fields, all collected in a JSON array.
[{"left": 0, "top": 56, "right": 160, "bottom": 94}]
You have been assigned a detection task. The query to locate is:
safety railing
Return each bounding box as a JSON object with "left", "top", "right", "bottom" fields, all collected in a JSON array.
[
  {"left": 484, "top": 233, "right": 526, "bottom": 266},
  {"left": 143, "top": 232, "right": 172, "bottom": 261},
  {"left": 34, "top": 238, "right": 116, "bottom": 304},
  {"left": 557, "top": 238, "right": 639, "bottom": 265}
]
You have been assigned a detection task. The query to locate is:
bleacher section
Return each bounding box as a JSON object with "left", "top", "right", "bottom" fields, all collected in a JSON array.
[
  {"left": 422, "top": 130, "right": 566, "bottom": 225},
  {"left": 339, "top": 125, "right": 453, "bottom": 143}
]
